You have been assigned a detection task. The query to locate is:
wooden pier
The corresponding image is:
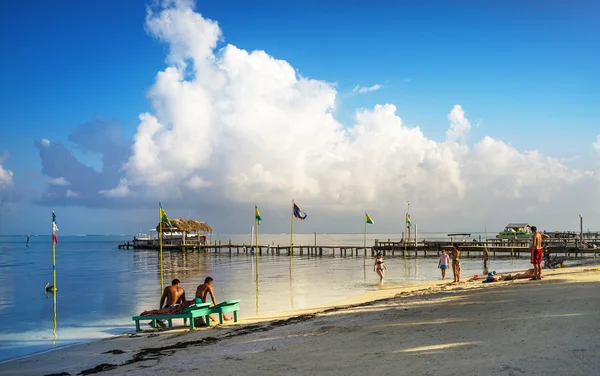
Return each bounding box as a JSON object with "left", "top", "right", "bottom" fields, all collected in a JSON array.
[{"left": 118, "top": 237, "right": 600, "bottom": 259}]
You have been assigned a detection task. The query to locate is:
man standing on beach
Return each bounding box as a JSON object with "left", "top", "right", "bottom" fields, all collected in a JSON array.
[
  {"left": 159, "top": 279, "right": 186, "bottom": 309},
  {"left": 530, "top": 226, "right": 550, "bottom": 280}
]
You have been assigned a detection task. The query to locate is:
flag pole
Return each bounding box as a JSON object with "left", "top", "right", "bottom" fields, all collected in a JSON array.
[
  {"left": 253, "top": 207, "right": 259, "bottom": 315},
  {"left": 255, "top": 211, "right": 259, "bottom": 279},
  {"left": 404, "top": 201, "right": 409, "bottom": 258},
  {"left": 159, "top": 207, "right": 164, "bottom": 292},
  {"left": 363, "top": 216, "right": 367, "bottom": 250},
  {"left": 52, "top": 210, "right": 57, "bottom": 346},
  {"left": 290, "top": 200, "right": 294, "bottom": 256},
  {"left": 52, "top": 210, "right": 57, "bottom": 294}
]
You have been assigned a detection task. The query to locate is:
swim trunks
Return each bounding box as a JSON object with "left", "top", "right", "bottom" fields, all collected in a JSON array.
[
  {"left": 531, "top": 249, "right": 543, "bottom": 265},
  {"left": 440, "top": 265, "right": 448, "bottom": 270}
]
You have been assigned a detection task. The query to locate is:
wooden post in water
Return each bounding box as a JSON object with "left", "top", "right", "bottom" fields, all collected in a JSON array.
[
  {"left": 229, "top": 239, "right": 232, "bottom": 256},
  {"left": 580, "top": 214, "right": 583, "bottom": 247}
]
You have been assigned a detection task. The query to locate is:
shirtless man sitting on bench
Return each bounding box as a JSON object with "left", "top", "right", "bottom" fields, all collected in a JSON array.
[{"left": 195, "top": 276, "right": 232, "bottom": 322}]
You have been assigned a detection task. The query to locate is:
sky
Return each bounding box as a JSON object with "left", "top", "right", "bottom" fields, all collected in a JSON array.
[{"left": 0, "top": 0, "right": 599, "bottom": 235}]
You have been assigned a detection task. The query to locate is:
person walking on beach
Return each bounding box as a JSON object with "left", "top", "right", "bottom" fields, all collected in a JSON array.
[
  {"left": 438, "top": 250, "right": 450, "bottom": 280},
  {"left": 373, "top": 253, "right": 387, "bottom": 283},
  {"left": 450, "top": 244, "right": 461, "bottom": 282},
  {"left": 530, "top": 226, "right": 550, "bottom": 280}
]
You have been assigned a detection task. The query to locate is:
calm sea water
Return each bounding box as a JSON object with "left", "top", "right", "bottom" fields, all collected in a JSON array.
[{"left": 0, "top": 233, "right": 530, "bottom": 362}]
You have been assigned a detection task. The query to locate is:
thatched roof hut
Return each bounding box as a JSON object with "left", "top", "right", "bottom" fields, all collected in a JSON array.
[{"left": 156, "top": 218, "right": 212, "bottom": 233}]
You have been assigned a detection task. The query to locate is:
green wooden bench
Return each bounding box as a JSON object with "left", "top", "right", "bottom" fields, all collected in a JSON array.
[
  {"left": 132, "top": 299, "right": 241, "bottom": 331},
  {"left": 206, "top": 300, "right": 241, "bottom": 325},
  {"left": 132, "top": 302, "right": 212, "bottom": 332}
]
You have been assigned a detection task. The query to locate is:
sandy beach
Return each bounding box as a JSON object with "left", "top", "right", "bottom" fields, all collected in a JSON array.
[{"left": 3, "top": 264, "right": 600, "bottom": 376}]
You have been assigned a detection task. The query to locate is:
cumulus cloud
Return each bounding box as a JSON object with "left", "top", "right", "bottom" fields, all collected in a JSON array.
[
  {"left": 594, "top": 136, "right": 600, "bottom": 154},
  {"left": 187, "top": 176, "right": 212, "bottom": 189},
  {"left": 36, "top": 0, "right": 600, "bottom": 231},
  {"left": 446, "top": 105, "right": 471, "bottom": 142},
  {"left": 353, "top": 84, "right": 382, "bottom": 94},
  {"left": 47, "top": 177, "right": 69, "bottom": 186},
  {"left": 98, "top": 179, "right": 133, "bottom": 198},
  {"left": 115, "top": 0, "right": 598, "bottom": 220},
  {"left": 34, "top": 117, "right": 132, "bottom": 207},
  {"left": 0, "top": 152, "right": 14, "bottom": 189},
  {"left": 66, "top": 189, "right": 79, "bottom": 198}
]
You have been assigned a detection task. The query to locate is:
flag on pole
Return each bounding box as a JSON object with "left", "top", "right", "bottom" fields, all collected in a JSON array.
[
  {"left": 255, "top": 205, "right": 262, "bottom": 225},
  {"left": 52, "top": 211, "right": 58, "bottom": 245},
  {"left": 365, "top": 213, "right": 374, "bottom": 224},
  {"left": 406, "top": 213, "right": 412, "bottom": 227},
  {"left": 293, "top": 202, "right": 307, "bottom": 220},
  {"left": 159, "top": 202, "right": 173, "bottom": 228}
]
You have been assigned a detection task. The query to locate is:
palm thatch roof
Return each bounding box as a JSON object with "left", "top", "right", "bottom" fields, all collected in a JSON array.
[{"left": 156, "top": 218, "right": 212, "bottom": 233}]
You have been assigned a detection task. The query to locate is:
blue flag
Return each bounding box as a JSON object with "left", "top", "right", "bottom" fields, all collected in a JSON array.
[{"left": 293, "top": 202, "right": 307, "bottom": 220}]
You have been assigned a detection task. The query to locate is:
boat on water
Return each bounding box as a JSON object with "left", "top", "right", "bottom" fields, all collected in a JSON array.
[{"left": 497, "top": 223, "right": 532, "bottom": 240}]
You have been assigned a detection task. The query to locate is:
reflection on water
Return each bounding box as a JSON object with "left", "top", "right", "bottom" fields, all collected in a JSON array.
[
  {"left": 0, "top": 235, "right": 533, "bottom": 362},
  {"left": 289, "top": 261, "right": 294, "bottom": 310}
]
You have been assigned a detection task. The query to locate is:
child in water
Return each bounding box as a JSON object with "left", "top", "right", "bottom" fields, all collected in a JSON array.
[
  {"left": 373, "top": 253, "right": 387, "bottom": 283},
  {"left": 438, "top": 249, "right": 450, "bottom": 280}
]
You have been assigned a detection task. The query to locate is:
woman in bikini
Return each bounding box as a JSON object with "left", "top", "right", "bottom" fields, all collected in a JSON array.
[
  {"left": 373, "top": 253, "right": 387, "bottom": 284},
  {"left": 451, "top": 243, "right": 461, "bottom": 283}
]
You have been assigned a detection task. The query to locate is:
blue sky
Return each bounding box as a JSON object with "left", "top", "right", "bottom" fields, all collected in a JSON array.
[{"left": 0, "top": 0, "right": 599, "bottom": 235}]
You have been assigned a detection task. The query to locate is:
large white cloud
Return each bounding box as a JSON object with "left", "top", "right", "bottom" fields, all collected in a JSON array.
[{"left": 113, "top": 0, "right": 599, "bottom": 230}]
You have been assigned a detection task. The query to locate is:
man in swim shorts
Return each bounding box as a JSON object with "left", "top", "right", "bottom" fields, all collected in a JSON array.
[
  {"left": 155, "top": 279, "right": 186, "bottom": 327},
  {"left": 160, "top": 278, "right": 186, "bottom": 308},
  {"left": 530, "top": 226, "right": 550, "bottom": 280},
  {"left": 195, "top": 277, "right": 232, "bottom": 323}
]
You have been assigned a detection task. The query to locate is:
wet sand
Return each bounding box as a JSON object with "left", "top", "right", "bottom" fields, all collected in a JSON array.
[{"left": 2, "top": 265, "right": 600, "bottom": 376}]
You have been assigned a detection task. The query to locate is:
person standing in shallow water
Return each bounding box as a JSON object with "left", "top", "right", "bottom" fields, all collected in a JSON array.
[
  {"left": 373, "top": 253, "right": 387, "bottom": 284},
  {"left": 450, "top": 244, "right": 461, "bottom": 282},
  {"left": 438, "top": 250, "right": 450, "bottom": 280}
]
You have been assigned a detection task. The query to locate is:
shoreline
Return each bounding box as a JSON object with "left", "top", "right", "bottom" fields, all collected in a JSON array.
[
  {"left": 2, "top": 262, "right": 599, "bottom": 375},
  {"left": 0, "top": 260, "right": 600, "bottom": 375}
]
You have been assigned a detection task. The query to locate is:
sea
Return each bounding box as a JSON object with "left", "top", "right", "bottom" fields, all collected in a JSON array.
[{"left": 0, "top": 232, "right": 532, "bottom": 362}]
